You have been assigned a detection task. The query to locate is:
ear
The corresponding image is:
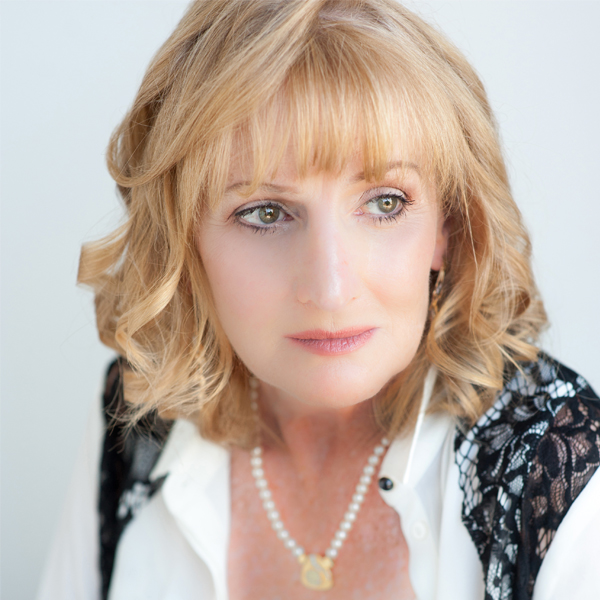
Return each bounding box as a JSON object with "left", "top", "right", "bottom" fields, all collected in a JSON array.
[{"left": 431, "top": 212, "right": 450, "bottom": 271}]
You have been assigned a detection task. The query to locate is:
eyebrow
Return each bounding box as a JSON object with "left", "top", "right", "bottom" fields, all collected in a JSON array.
[
  {"left": 348, "top": 160, "right": 419, "bottom": 184},
  {"left": 224, "top": 160, "right": 419, "bottom": 194},
  {"left": 225, "top": 181, "right": 297, "bottom": 195}
]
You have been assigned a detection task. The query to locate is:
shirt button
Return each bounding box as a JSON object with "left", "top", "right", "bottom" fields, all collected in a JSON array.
[
  {"left": 378, "top": 477, "right": 394, "bottom": 491},
  {"left": 411, "top": 520, "right": 428, "bottom": 541}
]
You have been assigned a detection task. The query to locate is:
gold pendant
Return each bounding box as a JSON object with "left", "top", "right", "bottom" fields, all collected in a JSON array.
[{"left": 298, "top": 554, "right": 334, "bottom": 590}]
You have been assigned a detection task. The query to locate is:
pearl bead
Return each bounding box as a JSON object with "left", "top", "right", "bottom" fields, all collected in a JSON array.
[
  {"left": 285, "top": 539, "right": 297, "bottom": 549},
  {"left": 255, "top": 479, "right": 268, "bottom": 489},
  {"left": 258, "top": 489, "right": 271, "bottom": 500},
  {"left": 293, "top": 547, "right": 304, "bottom": 557},
  {"left": 252, "top": 468, "right": 265, "bottom": 478},
  {"left": 374, "top": 445, "right": 385, "bottom": 456},
  {"left": 352, "top": 493, "right": 365, "bottom": 504},
  {"left": 277, "top": 529, "right": 290, "bottom": 540},
  {"left": 331, "top": 539, "right": 343, "bottom": 549},
  {"left": 381, "top": 437, "right": 391, "bottom": 447},
  {"left": 250, "top": 456, "right": 262, "bottom": 467},
  {"left": 251, "top": 447, "right": 262, "bottom": 456},
  {"left": 344, "top": 511, "right": 357, "bottom": 522},
  {"left": 340, "top": 520, "right": 352, "bottom": 531},
  {"left": 348, "top": 502, "right": 360, "bottom": 512},
  {"left": 368, "top": 455, "right": 379, "bottom": 466},
  {"left": 249, "top": 378, "right": 259, "bottom": 389},
  {"left": 267, "top": 510, "right": 279, "bottom": 521},
  {"left": 272, "top": 520, "right": 284, "bottom": 530},
  {"left": 325, "top": 548, "right": 338, "bottom": 559},
  {"left": 335, "top": 530, "right": 347, "bottom": 540},
  {"left": 263, "top": 500, "right": 275, "bottom": 511},
  {"left": 360, "top": 475, "right": 371, "bottom": 485},
  {"left": 356, "top": 483, "right": 368, "bottom": 494},
  {"left": 363, "top": 465, "right": 375, "bottom": 475}
]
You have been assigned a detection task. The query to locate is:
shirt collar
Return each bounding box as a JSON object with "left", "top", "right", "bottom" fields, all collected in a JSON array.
[
  {"left": 150, "top": 419, "right": 230, "bottom": 600},
  {"left": 375, "top": 369, "right": 457, "bottom": 600},
  {"left": 379, "top": 410, "right": 455, "bottom": 490}
]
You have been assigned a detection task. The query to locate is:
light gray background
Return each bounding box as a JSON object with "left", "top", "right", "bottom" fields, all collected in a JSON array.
[{"left": 1, "top": 1, "right": 599, "bottom": 598}]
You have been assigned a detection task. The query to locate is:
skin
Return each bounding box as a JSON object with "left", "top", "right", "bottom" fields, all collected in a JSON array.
[{"left": 196, "top": 142, "right": 448, "bottom": 599}]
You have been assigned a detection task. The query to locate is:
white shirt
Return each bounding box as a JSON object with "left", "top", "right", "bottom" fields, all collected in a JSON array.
[{"left": 38, "top": 375, "right": 600, "bottom": 600}]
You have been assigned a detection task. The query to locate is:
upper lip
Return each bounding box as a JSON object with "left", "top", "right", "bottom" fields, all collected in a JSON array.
[{"left": 286, "top": 327, "right": 375, "bottom": 340}]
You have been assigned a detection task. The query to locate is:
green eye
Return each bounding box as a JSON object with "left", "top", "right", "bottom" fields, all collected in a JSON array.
[
  {"left": 377, "top": 196, "right": 399, "bottom": 213},
  {"left": 258, "top": 206, "right": 280, "bottom": 223}
]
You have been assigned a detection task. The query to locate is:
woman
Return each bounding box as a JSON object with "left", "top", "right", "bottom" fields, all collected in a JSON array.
[{"left": 38, "top": 1, "right": 600, "bottom": 599}]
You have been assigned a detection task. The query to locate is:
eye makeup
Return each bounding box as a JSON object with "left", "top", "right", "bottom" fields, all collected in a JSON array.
[{"left": 231, "top": 187, "right": 415, "bottom": 234}]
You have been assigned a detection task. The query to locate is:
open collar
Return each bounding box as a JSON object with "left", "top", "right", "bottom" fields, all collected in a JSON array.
[
  {"left": 148, "top": 377, "right": 457, "bottom": 600},
  {"left": 150, "top": 420, "right": 231, "bottom": 600}
]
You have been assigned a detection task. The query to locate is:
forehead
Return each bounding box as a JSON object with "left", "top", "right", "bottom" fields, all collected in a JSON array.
[
  {"left": 225, "top": 147, "right": 421, "bottom": 196},
  {"left": 198, "top": 76, "right": 457, "bottom": 212},
  {"left": 223, "top": 113, "right": 426, "bottom": 197}
]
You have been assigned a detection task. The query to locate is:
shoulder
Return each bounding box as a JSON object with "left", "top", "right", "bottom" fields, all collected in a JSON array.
[
  {"left": 454, "top": 352, "right": 600, "bottom": 599},
  {"left": 456, "top": 352, "right": 600, "bottom": 477},
  {"left": 99, "top": 358, "right": 173, "bottom": 600}
]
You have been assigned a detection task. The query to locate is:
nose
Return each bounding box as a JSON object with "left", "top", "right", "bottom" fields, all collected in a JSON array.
[{"left": 294, "top": 220, "right": 362, "bottom": 311}]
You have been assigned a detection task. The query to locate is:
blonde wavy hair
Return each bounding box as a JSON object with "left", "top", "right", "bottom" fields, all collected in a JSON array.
[{"left": 79, "top": 0, "right": 547, "bottom": 445}]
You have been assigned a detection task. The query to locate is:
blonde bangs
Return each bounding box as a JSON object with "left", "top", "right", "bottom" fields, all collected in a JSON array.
[{"left": 201, "top": 12, "right": 470, "bottom": 212}]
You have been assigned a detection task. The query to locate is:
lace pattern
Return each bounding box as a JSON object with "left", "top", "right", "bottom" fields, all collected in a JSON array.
[{"left": 454, "top": 353, "right": 600, "bottom": 600}]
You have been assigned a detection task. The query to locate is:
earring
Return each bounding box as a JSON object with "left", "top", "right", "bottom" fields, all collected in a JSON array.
[{"left": 429, "top": 263, "right": 446, "bottom": 320}]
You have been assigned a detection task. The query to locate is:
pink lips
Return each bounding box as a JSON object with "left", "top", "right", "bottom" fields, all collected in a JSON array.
[{"left": 286, "top": 327, "right": 376, "bottom": 356}]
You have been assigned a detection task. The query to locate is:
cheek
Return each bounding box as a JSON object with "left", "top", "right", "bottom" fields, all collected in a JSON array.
[
  {"left": 362, "top": 219, "right": 436, "bottom": 366},
  {"left": 366, "top": 221, "right": 435, "bottom": 313},
  {"left": 197, "top": 230, "right": 286, "bottom": 341}
]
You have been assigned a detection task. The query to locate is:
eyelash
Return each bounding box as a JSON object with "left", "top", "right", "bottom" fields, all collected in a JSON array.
[
  {"left": 233, "top": 192, "right": 413, "bottom": 234},
  {"left": 369, "top": 192, "right": 412, "bottom": 224},
  {"left": 233, "top": 203, "right": 290, "bottom": 235}
]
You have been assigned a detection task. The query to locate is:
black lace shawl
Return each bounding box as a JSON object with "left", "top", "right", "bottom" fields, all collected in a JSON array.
[
  {"left": 454, "top": 352, "right": 600, "bottom": 600},
  {"left": 98, "top": 353, "right": 600, "bottom": 600},
  {"left": 99, "top": 359, "right": 172, "bottom": 600}
]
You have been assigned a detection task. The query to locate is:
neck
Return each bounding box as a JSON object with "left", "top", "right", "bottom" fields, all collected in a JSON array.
[{"left": 256, "top": 381, "right": 382, "bottom": 490}]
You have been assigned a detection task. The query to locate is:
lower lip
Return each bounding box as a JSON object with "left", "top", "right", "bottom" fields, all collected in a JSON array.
[{"left": 287, "top": 329, "right": 376, "bottom": 356}]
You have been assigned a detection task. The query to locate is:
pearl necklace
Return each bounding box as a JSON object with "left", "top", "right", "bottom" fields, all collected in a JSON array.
[{"left": 248, "top": 377, "right": 390, "bottom": 591}]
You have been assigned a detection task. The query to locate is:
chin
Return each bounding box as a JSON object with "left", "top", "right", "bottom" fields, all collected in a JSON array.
[{"left": 284, "top": 361, "right": 399, "bottom": 409}]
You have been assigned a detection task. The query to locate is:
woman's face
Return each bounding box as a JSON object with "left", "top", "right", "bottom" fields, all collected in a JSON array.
[{"left": 196, "top": 144, "right": 448, "bottom": 410}]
